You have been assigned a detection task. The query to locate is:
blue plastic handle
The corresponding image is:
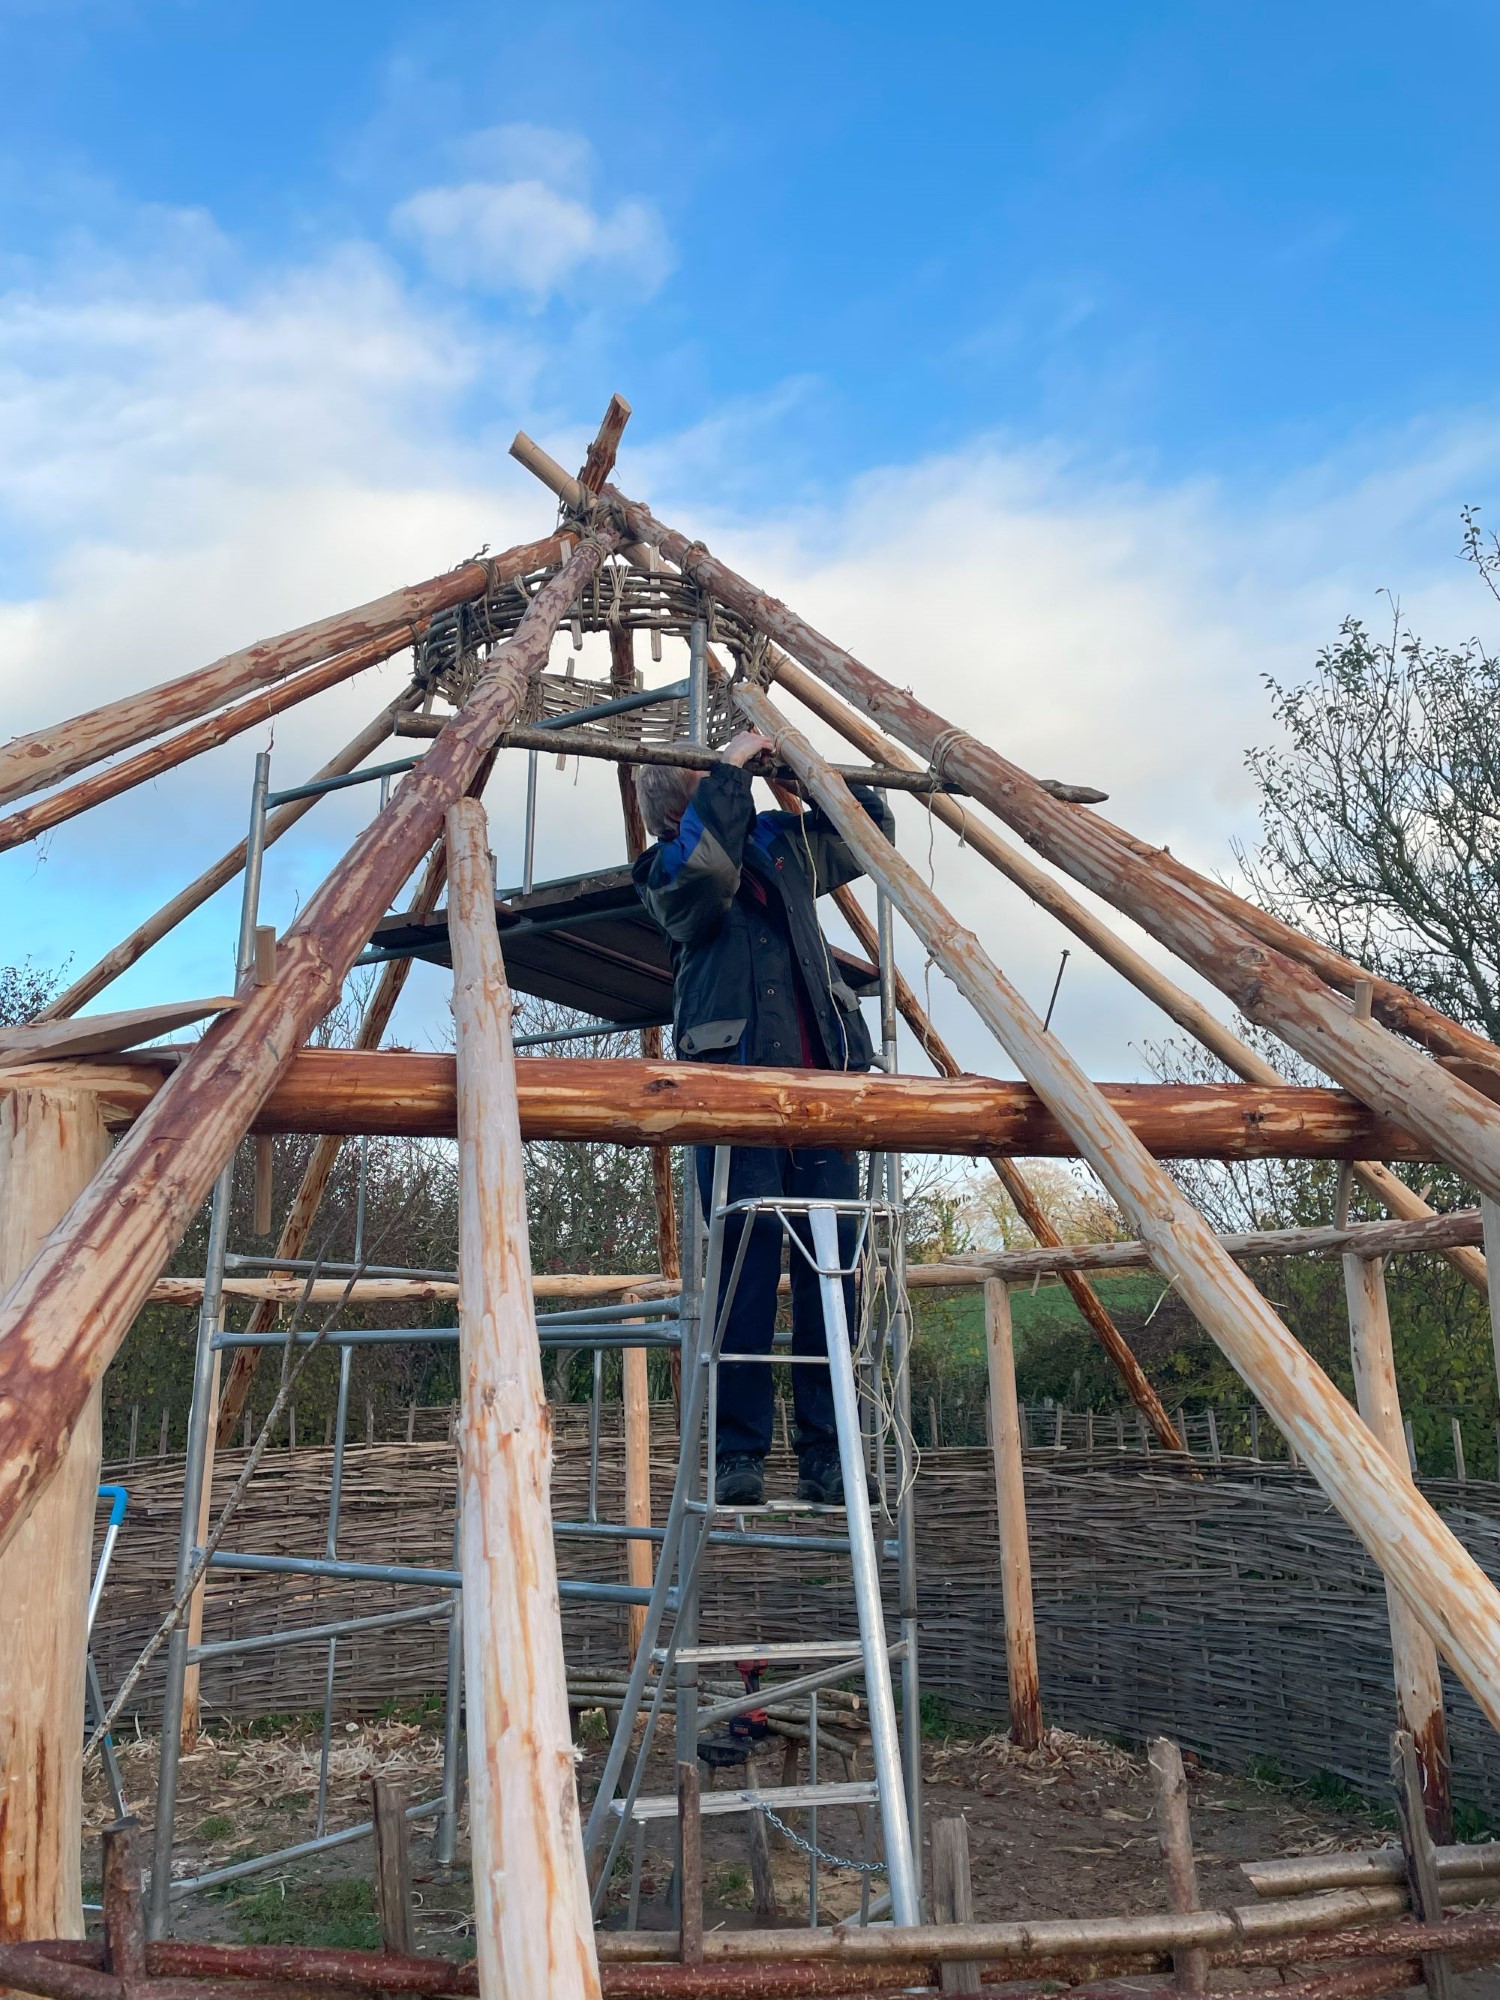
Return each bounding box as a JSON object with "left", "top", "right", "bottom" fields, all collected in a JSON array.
[{"left": 97, "top": 1483, "right": 128, "bottom": 1528}]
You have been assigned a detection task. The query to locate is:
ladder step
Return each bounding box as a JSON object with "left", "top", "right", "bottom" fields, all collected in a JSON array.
[
  {"left": 611, "top": 1780, "right": 878, "bottom": 1823},
  {"left": 687, "top": 1497, "right": 847, "bottom": 1516},
  {"left": 665, "top": 1640, "right": 867, "bottom": 1664}
]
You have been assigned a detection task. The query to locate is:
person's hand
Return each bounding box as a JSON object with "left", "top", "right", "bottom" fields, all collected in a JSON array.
[{"left": 720, "top": 729, "right": 775, "bottom": 769}]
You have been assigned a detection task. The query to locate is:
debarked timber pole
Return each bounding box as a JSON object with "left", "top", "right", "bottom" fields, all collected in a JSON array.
[
  {"left": 0, "top": 529, "right": 620, "bottom": 1559},
  {"left": 0, "top": 533, "right": 569, "bottom": 812},
  {"left": 448, "top": 798, "right": 601, "bottom": 2000},
  {"left": 8, "top": 1053, "right": 1453, "bottom": 1160},
  {"left": 729, "top": 677, "right": 1500, "bottom": 1737},
  {"left": 599, "top": 481, "right": 1500, "bottom": 1213},
  {"left": 759, "top": 647, "right": 1488, "bottom": 1300}
]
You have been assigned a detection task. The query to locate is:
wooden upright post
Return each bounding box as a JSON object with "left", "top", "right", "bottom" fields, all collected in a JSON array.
[
  {"left": 983, "top": 1280, "right": 1042, "bottom": 1749},
  {"left": 0, "top": 1086, "right": 110, "bottom": 1945},
  {"left": 446, "top": 799, "right": 601, "bottom": 2000},
  {"left": 1148, "top": 1737, "right": 1208, "bottom": 1993},
  {"left": 1344, "top": 1254, "right": 1452, "bottom": 1841}
]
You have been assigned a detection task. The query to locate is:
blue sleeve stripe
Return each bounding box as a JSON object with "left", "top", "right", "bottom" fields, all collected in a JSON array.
[{"left": 657, "top": 803, "right": 707, "bottom": 883}]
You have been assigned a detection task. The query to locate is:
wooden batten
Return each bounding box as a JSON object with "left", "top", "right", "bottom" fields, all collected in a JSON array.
[
  {"left": 0, "top": 535, "right": 568, "bottom": 812},
  {"left": 0, "top": 996, "right": 238, "bottom": 1069},
  {"left": 0, "top": 533, "right": 616, "bottom": 1560},
  {"left": 0, "top": 1086, "right": 110, "bottom": 1946},
  {"left": 447, "top": 798, "right": 600, "bottom": 2000},
  {"left": 727, "top": 677, "right": 1500, "bottom": 1736}
]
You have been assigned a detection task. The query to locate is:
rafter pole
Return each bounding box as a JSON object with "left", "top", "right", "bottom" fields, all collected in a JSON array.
[
  {"left": 729, "top": 676, "right": 1500, "bottom": 1736},
  {"left": 0, "top": 635, "right": 397, "bottom": 855},
  {"left": 448, "top": 797, "right": 601, "bottom": 2000},
  {"left": 761, "top": 649, "right": 1490, "bottom": 1297},
  {"left": 829, "top": 876, "right": 1180, "bottom": 1447},
  {"left": 40, "top": 686, "right": 422, "bottom": 1020},
  {"left": 598, "top": 484, "right": 1500, "bottom": 1214},
  {"left": 0, "top": 531, "right": 618, "bottom": 1559},
  {"left": 213, "top": 834, "right": 452, "bottom": 1444},
  {"left": 0, "top": 534, "right": 569, "bottom": 811}
]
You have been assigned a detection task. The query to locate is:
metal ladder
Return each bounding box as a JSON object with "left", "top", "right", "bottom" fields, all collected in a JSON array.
[{"left": 582, "top": 1146, "right": 923, "bottom": 1928}]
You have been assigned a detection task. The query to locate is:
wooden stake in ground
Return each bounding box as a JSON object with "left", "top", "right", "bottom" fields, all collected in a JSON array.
[
  {"left": 1148, "top": 1737, "right": 1208, "bottom": 1993},
  {"left": 931, "top": 1817, "right": 981, "bottom": 1994},
  {"left": 0, "top": 1086, "right": 110, "bottom": 1946},
  {"left": 0, "top": 532, "right": 615, "bottom": 1561},
  {"left": 1345, "top": 1254, "right": 1453, "bottom": 1842},
  {"left": 983, "top": 1281, "right": 1042, "bottom": 1749},
  {"left": 446, "top": 798, "right": 600, "bottom": 2000},
  {"left": 728, "top": 679, "right": 1500, "bottom": 1736}
]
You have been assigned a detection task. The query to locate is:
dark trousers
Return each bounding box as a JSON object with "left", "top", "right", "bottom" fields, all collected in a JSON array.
[{"left": 695, "top": 1144, "right": 860, "bottom": 1460}]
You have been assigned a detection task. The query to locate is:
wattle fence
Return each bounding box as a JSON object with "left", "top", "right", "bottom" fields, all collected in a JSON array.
[{"left": 90, "top": 1411, "right": 1500, "bottom": 1817}]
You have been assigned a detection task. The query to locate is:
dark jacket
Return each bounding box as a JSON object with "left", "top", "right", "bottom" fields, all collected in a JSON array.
[{"left": 632, "top": 762, "right": 895, "bottom": 1072}]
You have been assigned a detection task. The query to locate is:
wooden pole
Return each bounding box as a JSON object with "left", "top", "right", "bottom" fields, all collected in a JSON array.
[
  {"left": 179, "top": 1347, "right": 221, "bottom": 1753},
  {"left": 0, "top": 636, "right": 396, "bottom": 855},
  {"left": 446, "top": 797, "right": 600, "bottom": 2000},
  {"left": 579, "top": 394, "right": 632, "bottom": 497},
  {"left": 593, "top": 484, "right": 1500, "bottom": 1259},
  {"left": 1148, "top": 1737, "right": 1208, "bottom": 1993},
  {"left": 1483, "top": 1198, "right": 1500, "bottom": 1400},
  {"left": 41, "top": 687, "right": 419, "bottom": 1020},
  {"left": 1344, "top": 1254, "right": 1452, "bottom": 1842},
  {"left": 215, "top": 836, "right": 451, "bottom": 1443},
  {"left": 1392, "top": 1730, "right": 1456, "bottom": 2000},
  {"left": 762, "top": 647, "right": 1489, "bottom": 1298},
  {"left": 0, "top": 1086, "right": 110, "bottom": 1947},
  {"left": 0, "top": 534, "right": 568, "bottom": 811},
  {"left": 830, "top": 877, "right": 1179, "bottom": 1448},
  {"left": 983, "top": 1280, "right": 1042, "bottom": 1749},
  {"left": 609, "top": 623, "right": 669, "bottom": 1646},
  {"left": 0, "top": 532, "right": 616, "bottom": 1560},
  {"left": 372, "top": 1777, "right": 415, "bottom": 1956},
  {"left": 23, "top": 1047, "right": 1453, "bottom": 1160},
  {"left": 931, "top": 1817, "right": 981, "bottom": 1993},
  {"left": 729, "top": 678, "right": 1500, "bottom": 1736}
]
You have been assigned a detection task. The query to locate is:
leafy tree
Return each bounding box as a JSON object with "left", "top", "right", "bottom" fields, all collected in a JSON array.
[
  {"left": 0, "top": 957, "right": 65, "bottom": 1025},
  {"left": 1238, "top": 510, "right": 1500, "bottom": 1038}
]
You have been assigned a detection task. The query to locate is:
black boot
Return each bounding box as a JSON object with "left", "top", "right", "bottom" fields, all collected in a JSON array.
[{"left": 715, "top": 1451, "right": 766, "bottom": 1506}]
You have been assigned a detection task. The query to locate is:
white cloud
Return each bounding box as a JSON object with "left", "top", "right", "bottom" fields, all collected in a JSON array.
[
  {"left": 2, "top": 175, "right": 1498, "bottom": 1089},
  {"left": 390, "top": 123, "right": 673, "bottom": 304}
]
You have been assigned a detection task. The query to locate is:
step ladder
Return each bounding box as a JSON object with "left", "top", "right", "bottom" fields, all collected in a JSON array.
[{"left": 582, "top": 1146, "right": 923, "bottom": 1929}]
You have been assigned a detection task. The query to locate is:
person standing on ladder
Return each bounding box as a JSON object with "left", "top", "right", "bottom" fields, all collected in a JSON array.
[{"left": 633, "top": 728, "right": 895, "bottom": 1508}]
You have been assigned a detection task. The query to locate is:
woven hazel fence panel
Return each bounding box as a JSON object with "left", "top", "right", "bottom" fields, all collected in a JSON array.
[{"left": 90, "top": 1418, "right": 1500, "bottom": 1814}]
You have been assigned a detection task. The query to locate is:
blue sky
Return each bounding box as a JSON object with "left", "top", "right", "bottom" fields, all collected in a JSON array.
[{"left": 3, "top": 1, "right": 1499, "bottom": 1078}]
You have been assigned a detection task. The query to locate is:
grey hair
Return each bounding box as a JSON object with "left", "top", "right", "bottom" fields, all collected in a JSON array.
[{"left": 636, "top": 762, "right": 700, "bottom": 838}]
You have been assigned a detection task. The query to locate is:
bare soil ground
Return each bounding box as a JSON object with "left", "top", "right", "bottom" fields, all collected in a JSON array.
[{"left": 85, "top": 1715, "right": 1443, "bottom": 1957}]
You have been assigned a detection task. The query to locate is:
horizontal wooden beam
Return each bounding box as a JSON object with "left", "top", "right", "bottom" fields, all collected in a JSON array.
[
  {"left": 0, "top": 997, "right": 238, "bottom": 1070},
  {"left": 935, "top": 1206, "right": 1486, "bottom": 1282},
  {"left": 6, "top": 1049, "right": 1436, "bottom": 1158}
]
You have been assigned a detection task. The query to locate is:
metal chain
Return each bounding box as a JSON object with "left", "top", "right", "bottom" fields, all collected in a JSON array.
[{"left": 748, "top": 1801, "right": 886, "bottom": 1875}]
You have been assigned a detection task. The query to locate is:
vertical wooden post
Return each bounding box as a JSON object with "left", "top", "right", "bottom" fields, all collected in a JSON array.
[
  {"left": 676, "top": 1762, "right": 702, "bottom": 1966},
  {"left": 446, "top": 799, "right": 601, "bottom": 2000},
  {"left": 0, "top": 1085, "right": 110, "bottom": 1945},
  {"left": 372, "top": 1777, "right": 415, "bottom": 1957},
  {"left": 611, "top": 623, "right": 677, "bottom": 1641},
  {"left": 983, "top": 1280, "right": 1042, "bottom": 1749},
  {"left": 931, "top": 1817, "right": 980, "bottom": 1993},
  {"left": 179, "top": 1347, "right": 222, "bottom": 1751},
  {"left": 1148, "top": 1737, "right": 1207, "bottom": 1993},
  {"left": 1392, "top": 1730, "right": 1455, "bottom": 2000},
  {"left": 1345, "top": 1254, "right": 1453, "bottom": 1841}
]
